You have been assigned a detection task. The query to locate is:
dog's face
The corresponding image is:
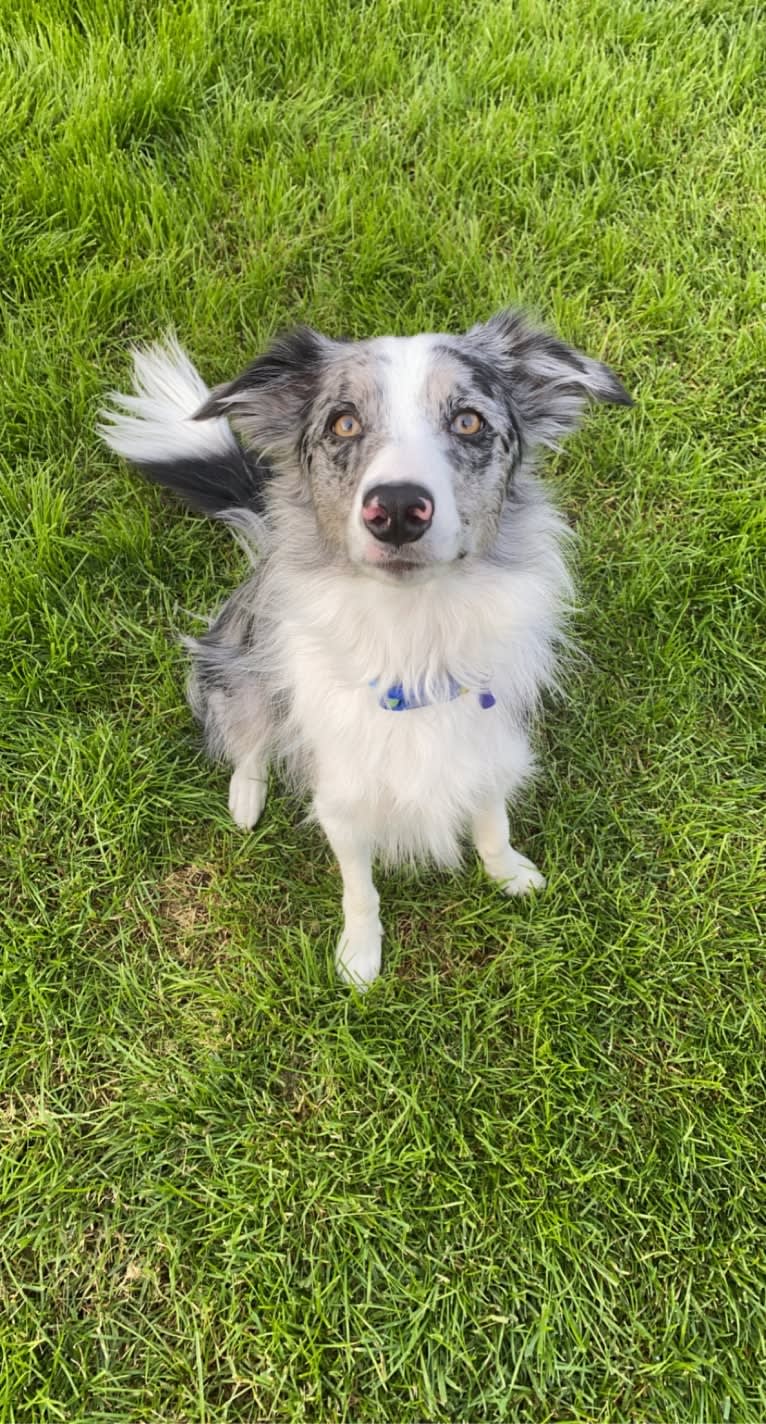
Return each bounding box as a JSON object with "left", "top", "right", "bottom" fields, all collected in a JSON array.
[{"left": 196, "top": 311, "right": 631, "bottom": 580}]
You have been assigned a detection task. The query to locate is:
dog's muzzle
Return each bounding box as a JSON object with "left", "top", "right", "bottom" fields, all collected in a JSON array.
[{"left": 362, "top": 483, "right": 434, "bottom": 544}]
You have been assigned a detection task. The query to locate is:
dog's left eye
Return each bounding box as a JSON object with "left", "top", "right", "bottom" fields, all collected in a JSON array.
[
  {"left": 450, "top": 409, "right": 484, "bottom": 437},
  {"left": 330, "top": 412, "right": 363, "bottom": 438}
]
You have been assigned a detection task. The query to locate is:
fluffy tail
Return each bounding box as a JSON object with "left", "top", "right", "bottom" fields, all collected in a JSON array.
[{"left": 98, "top": 336, "right": 269, "bottom": 517}]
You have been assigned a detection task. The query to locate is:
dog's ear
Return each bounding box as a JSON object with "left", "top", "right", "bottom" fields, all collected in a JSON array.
[
  {"left": 466, "top": 309, "right": 632, "bottom": 452},
  {"left": 194, "top": 326, "right": 331, "bottom": 457}
]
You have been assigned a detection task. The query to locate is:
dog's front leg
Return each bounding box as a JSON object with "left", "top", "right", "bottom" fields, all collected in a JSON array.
[
  {"left": 314, "top": 798, "right": 381, "bottom": 988},
  {"left": 228, "top": 747, "right": 269, "bottom": 830},
  {"left": 472, "top": 794, "right": 546, "bottom": 897}
]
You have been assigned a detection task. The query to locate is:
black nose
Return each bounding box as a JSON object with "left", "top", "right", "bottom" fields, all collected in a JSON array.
[{"left": 361, "top": 483, "right": 435, "bottom": 544}]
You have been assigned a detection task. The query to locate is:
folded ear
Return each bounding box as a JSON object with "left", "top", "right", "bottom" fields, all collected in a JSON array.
[
  {"left": 193, "top": 326, "right": 332, "bottom": 458},
  {"left": 466, "top": 309, "right": 632, "bottom": 452}
]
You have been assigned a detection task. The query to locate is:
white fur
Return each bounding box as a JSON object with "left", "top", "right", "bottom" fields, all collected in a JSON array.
[
  {"left": 473, "top": 797, "right": 546, "bottom": 894},
  {"left": 98, "top": 335, "right": 237, "bottom": 463},
  {"left": 228, "top": 751, "right": 268, "bottom": 830},
  {"left": 266, "top": 555, "right": 557, "bottom": 984},
  {"left": 346, "top": 336, "right": 463, "bottom": 567},
  {"left": 264, "top": 557, "right": 557, "bottom": 867}
]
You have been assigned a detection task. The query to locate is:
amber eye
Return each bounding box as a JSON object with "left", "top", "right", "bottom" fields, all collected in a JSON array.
[
  {"left": 450, "top": 409, "right": 484, "bottom": 437},
  {"left": 330, "top": 411, "right": 363, "bottom": 438}
]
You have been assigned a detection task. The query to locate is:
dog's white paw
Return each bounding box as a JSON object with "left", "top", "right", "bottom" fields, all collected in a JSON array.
[
  {"left": 228, "top": 767, "right": 267, "bottom": 830},
  {"left": 486, "top": 847, "right": 546, "bottom": 897},
  {"left": 335, "top": 922, "right": 382, "bottom": 990}
]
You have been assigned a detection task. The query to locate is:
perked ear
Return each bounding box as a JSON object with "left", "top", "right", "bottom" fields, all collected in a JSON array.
[
  {"left": 193, "top": 326, "right": 331, "bottom": 457},
  {"left": 466, "top": 309, "right": 632, "bottom": 452}
]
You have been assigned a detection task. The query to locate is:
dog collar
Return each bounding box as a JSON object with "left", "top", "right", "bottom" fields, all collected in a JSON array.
[{"left": 371, "top": 677, "right": 496, "bottom": 712}]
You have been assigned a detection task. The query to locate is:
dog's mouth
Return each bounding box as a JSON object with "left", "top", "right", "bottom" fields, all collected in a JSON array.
[
  {"left": 381, "top": 559, "right": 423, "bottom": 575},
  {"left": 356, "top": 543, "right": 457, "bottom": 580},
  {"left": 357, "top": 554, "right": 436, "bottom": 584}
]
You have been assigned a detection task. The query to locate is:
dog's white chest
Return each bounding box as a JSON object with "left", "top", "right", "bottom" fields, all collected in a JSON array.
[{"left": 284, "top": 637, "right": 532, "bottom": 864}]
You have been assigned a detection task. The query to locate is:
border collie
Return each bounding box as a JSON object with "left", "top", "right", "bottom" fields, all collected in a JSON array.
[{"left": 99, "top": 311, "right": 631, "bottom": 986}]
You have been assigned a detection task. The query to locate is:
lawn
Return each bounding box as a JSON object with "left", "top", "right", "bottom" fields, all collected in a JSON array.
[{"left": 1, "top": 0, "right": 764, "bottom": 1419}]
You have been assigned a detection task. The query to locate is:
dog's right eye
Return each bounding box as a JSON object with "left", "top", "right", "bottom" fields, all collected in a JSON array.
[
  {"left": 330, "top": 412, "right": 363, "bottom": 438},
  {"left": 450, "top": 409, "right": 485, "bottom": 437}
]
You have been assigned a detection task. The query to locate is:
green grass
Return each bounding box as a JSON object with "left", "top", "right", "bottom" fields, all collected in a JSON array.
[{"left": 1, "top": 0, "right": 764, "bottom": 1419}]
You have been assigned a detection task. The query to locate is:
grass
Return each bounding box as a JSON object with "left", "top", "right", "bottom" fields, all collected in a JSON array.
[{"left": 1, "top": 0, "right": 764, "bottom": 1418}]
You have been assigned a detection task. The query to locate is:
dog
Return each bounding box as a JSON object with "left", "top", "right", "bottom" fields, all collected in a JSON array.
[{"left": 99, "top": 310, "right": 631, "bottom": 986}]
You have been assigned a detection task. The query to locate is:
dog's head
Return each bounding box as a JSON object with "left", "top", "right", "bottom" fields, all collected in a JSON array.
[{"left": 195, "top": 311, "right": 631, "bottom": 580}]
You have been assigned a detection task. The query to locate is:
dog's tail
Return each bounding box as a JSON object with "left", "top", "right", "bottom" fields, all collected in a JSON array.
[{"left": 98, "top": 336, "right": 268, "bottom": 518}]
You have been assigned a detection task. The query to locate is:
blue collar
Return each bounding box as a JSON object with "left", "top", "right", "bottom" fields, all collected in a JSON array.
[{"left": 371, "top": 676, "right": 496, "bottom": 712}]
